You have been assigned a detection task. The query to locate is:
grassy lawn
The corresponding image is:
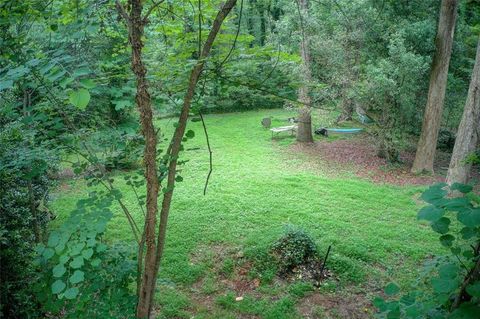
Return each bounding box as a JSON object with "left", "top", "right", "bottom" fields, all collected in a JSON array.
[{"left": 51, "top": 109, "right": 442, "bottom": 318}]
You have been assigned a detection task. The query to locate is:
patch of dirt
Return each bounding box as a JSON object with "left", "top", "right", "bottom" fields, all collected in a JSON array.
[
  {"left": 297, "top": 291, "right": 373, "bottom": 319},
  {"left": 286, "top": 134, "right": 479, "bottom": 186}
]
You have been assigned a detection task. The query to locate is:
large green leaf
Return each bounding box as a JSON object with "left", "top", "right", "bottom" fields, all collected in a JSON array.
[
  {"left": 70, "top": 256, "right": 84, "bottom": 269},
  {"left": 81, "top": 248, "right": 93, "bottom": 260},
  {"left": 51, "top": 280, "right": 66, "bottom": 294},
  {"left": 79, "top": 78, "right": 96, "bottom": 89},
  {"left": 431, "top": 217, "right": 450, "bottom": 234},
  {"left": 384, "top": 282, "right": 400, "bottom": 296},
  {"left": 418, "top": 205, "right": 444, "bottom": 222},
  {"left": 48, "top": 232, "right": 60, "bottom": 247},
  {"left": 53, "top": 264, "right": 66, "bottom": 278},
  {"left": 69, "top": 89, "right": 90, "bottom": 110},
  {"left": 64, "top": 287, "right": 79, "bottom": 300},
  {"left": 466, "top": 282, "right": 480, "bottom": 298},
  {"left": 431, "top": 277, "right": 458, "bottom": 294},
  {"left": 450, "top": 183, "right": 473, "bottom": 194},
  {"left": 458, "top": 208, "right": 480, "bottom": 227},
  {"left": 420, "top": 183, "right": 447, "bottom": 205},
  {"left": 69, "top": 270, "right": 84, "bottom": 284},
  {"left": 439, "top": 234, "right": 455, "bottom": 247}
]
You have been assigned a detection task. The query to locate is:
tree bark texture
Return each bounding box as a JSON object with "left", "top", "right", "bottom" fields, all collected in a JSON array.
[
  {"left": 446, "top": 39, "right": 480, "bottom": 185},
  {"left": 296, "top": 0, "right": 313, "bottom": 143},
  {"left": 411, "top": 0, "right": 458, "bottom": 173}
]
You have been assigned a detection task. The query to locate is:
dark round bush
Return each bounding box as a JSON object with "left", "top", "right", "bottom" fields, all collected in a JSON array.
[{"left": 271, "top": 226, "right": 318, "bottom": 273}]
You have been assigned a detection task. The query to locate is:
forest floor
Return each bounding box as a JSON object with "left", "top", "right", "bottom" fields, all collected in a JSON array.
[{"left": 52, "top": 109, "right": 467, "bottom": 319}]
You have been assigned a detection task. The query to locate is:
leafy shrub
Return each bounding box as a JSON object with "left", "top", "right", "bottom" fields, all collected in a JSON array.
[
  {"left": 33, "top": 191, "right": 137, "bottom": 318},
  {"left": 271, "top": 225, "right": 318, "bottom": 273},
  {"left": 0, "top": 121, "right": 57, "bottom": 318},
  {"left": 375, "top": 183, "right": 480, "bottom": 318},
  {"left": 104, "top": 131, "right": 144, "bottom": 170}
]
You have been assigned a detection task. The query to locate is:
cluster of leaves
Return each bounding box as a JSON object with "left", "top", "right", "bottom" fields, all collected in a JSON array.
[
  {"left": 33, "top": 190, "right": 137, "bottom": 318},
  {"left": 0, "top": 84, "right": 60, "bottom": 317},
  {"left": 375, "top": 183, "right": 480, "bottom": 318},
  {"left": 271, "top": 225, "right": 319, "bottom": 273}
]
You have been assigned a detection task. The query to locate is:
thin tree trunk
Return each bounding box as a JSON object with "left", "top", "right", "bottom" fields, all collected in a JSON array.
[
  {"left": 151, "top": 3, "right": 238, "bottom": 312},
  {"left": 296, "top": 0, "right": 313, "bottom": 143},
  {"left": 411, "top": 0, "right": 458, "bottom": 174},
  {"left": 446, "top": 39, "right": 480, "bottom": 185},
  {"left": 115, "top": 0, "right": 160, "bottom": 317},
  {"left": 117, "top": 1, "right": 237, "bottom": 317}
]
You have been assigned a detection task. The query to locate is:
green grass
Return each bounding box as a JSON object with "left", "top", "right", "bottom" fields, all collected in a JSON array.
[{"left": 51, "top": 109, "right": 442, "bottom": 318}]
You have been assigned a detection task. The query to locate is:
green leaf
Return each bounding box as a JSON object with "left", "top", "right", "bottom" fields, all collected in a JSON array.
[
  {"left": 458, "top": 208, "right": 480, "bottom": 227},
  {"left": 420, "top": 183, "right": 447, "bottom": 205},
  {"left": 175, "top": 175, "right": 183, "bottom": 182},
  {"left": 112, "top": 99, "right": 131, "bottom": 110},
  {"left": 443, "top": 197, "right": 471, "bottom": 211},
  {"left": 81, "top": 248, "right": 93, "bottom": 260},
  {"left": 186, "top": 130, "right": 195, "bottom": 138},
  {"left": 51, "top": 280, "right": 66, "bottom": 294},
  {"left": 48, "top": 232, "right": 60, "bottom": 247},
  {"left": 96, "top": 243, "right": 107, "bottom": 253},
  {"left": 86, "top": 238, "right": 96, "bottom": 247},
  {"left": 70, "top": 256, "right": 84, "bottom": 269},
  {"left": 418, "top": 205, "right": 444, "bottom": 222},
  {"left": 59, "top": 77, "right": 74, "bottom": 89},
  {"left": 53, "top": 264, "right": 66, "bottom": 278},
  {"left": 0, "top": 80, "right": 13, "bottom": 91},
  {"left": 43, "top": 248, "right": 55, "bottom": 260},
  {"left": 460, "top": 227, "right": 476, "bottom": 240},
  {"left": 439, "top": 234, "right": 455, "bottom": 247},
  {"left": 64, "top": 287, "right": 79, "bottom": 300},
  {"left": 91, "top": 258, "right": 101, "bottom": 267},
  {"left": 73, "top": 67, "right": 90, "bottom": 77},
  {"left": 69, "top": 270, "right": 84, "bottom": 284},
  {"left": 384, "top": 282, "right": 400, "bottom": 296},
  {"left": 466, "top": 282, "right": 480, "bottom": 298},
  {"left": 450, "top": 303, "right": 480, "bottom": 319},
  {"left": 79, "top": 78, "right": 96, "bottom": 89},
  {"left": 70, "top": 242, "right": 85, "bottom": 256},
  {"left": 431, "top": 277, "right": 458, "bottom": 294},
  {"left": 55, "top": 242, "right": 65, "bottom": 254},
  {"left": 191, "top": 117, "right": 201, "bottom": 122},
  {"left": 69, "top": 89, "right": 90, "bottom": 110},
  {"left": 450, "top": 183, "right": 473, "bottom": 194},
  {"left": 431, "top": 217, "right": 450, "bottom": 234},
  {"left": 59, "top": 254, "right": 69, "bottom": 264},
  {"left": 438, "top": 263, "right": 459, "bottom": 279}
]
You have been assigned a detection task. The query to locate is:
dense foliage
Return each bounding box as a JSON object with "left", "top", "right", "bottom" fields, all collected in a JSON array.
[{"left": 375, "top": 183, "right": 480, "bottom": 318}]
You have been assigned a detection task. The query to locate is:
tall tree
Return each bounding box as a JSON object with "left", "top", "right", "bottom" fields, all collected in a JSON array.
[
  {"left": 296, "top": 0, "right": 313, "bottom": 143},
  {"left": 116, "top": 0, "right": 237, "bottom": 317},
  {"left": 446, "top": 38, "right": 480, "bottom": 185},
  {"left": 411, "top": 0, "right": 459, "bottom": 173}
]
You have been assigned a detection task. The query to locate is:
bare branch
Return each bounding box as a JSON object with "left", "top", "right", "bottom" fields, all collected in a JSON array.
[
  {"left": 115, "top": 0, "right": 130, "bottom": 23},
  {"left": 199, "top": 112, "right": 213, "bottom": 195},
  {"left": 143, "top": 0, "right": 166, "bottom": 22}
]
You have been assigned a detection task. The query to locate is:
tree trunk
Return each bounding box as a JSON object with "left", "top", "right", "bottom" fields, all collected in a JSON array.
[
  {"left": 124, "top": 1, "right": 161, "bottom": 318},
  {"left": 446, "top": 39, "right": 480, "bottom": 185},
  {"left": 296, "top": 0, "right": 313, "bottom": 143},
  {"left": 411, "top": 0, "right": 458, "bottom": 174},
  {"left": 118, "top": 1, "right": 238, "bottom": 317}
]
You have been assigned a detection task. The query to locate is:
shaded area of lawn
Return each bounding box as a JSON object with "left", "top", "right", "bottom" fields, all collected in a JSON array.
[{"left": 51, "top": 109, "right": 443, "bottom": 318}]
